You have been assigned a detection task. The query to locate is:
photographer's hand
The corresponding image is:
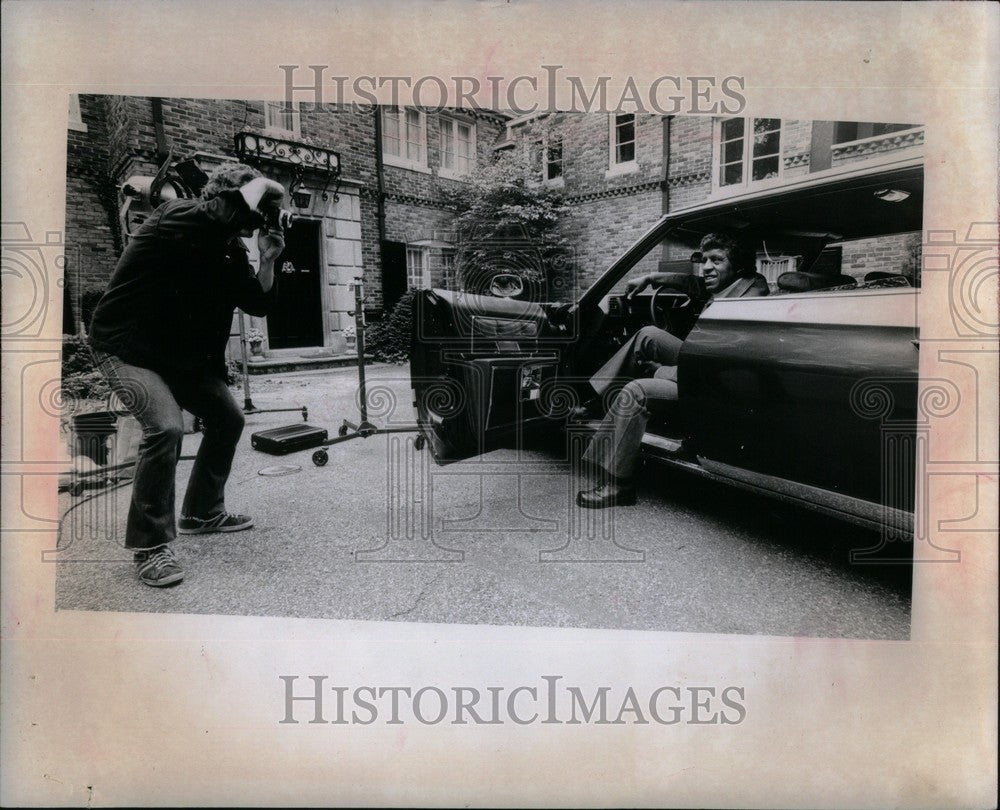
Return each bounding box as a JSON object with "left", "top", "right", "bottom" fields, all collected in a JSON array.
[
  {"left": 240, "top": 177, "right": 286, "bottom": 212},
  {"left": 255, "top": 228, "right": 285, "bottom": 292}
]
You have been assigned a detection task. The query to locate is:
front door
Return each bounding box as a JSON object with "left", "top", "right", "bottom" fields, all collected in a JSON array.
[{"left": 267, "top": 219, "right": 323, "bottom": 349}]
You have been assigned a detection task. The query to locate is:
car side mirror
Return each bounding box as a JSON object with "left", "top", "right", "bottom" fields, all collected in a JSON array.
[{"left": 489, "top": 274, "right": 524, "bottom": 298}]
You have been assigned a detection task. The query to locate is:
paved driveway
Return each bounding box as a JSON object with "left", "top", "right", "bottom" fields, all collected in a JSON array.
[{"left": 55, "top": 363, "right": 911, "bottom": 639}]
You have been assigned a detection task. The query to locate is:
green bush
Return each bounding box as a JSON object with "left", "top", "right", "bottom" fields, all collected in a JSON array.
[
  {"left": 79, "top": 282, "right": 107, "bottom": 332},
  {"left": 365, "top": 290, "right": 416, "bottom": 364},
  {"left": 61, "top": 335, "right": 110, "bottom": 402},
  {"left": 226, "top": 357, "right": 245, "bottom": 389}
]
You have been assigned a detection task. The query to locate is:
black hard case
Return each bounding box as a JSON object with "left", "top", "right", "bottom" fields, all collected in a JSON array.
[{"left": 250, "top": 424, "right": 328, "bottom": 455}]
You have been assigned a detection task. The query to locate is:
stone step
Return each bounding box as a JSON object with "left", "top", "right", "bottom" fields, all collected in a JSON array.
[{"left": 244, "top": 352, "right": 369, "bottom": 375}]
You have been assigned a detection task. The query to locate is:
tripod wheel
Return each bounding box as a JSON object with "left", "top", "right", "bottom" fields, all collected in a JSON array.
[
  {"left": 338, "top": 424, "right": 349, "bottom": 437},
  {"left": 312, "top": 449, "right": 329, "bottom": 466},
  {"left": 414, "top": 434, "right": 426, "bottom": 451}
]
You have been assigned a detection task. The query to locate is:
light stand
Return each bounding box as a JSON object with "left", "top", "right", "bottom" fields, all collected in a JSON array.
[
  {"left": 235, "top": 309, "right": 308, "bottom": 420},
  {"left": 310, "top": 278, "right": 423, "bottom": 466}
]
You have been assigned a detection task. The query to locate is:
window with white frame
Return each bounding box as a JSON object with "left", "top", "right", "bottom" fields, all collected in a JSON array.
[
  {"left": 68, "top": 94, "right": 87, "bottom": 132},
  {"left": 715, "top": 117, "right": 782, "bottom": 190},
  {"left": 439, "top": 116, "right": 476, "bottom": 177},
  {"left": 440, "top": 250, "right": 458, "bottom": 290},
  {"left": 406, "top": 246, "right": 431, "bottom": 289},
  {"left": 382, "top": 107, "right": 428, "bottom": 171},
  {"left": 264, "top": 101, "right": 301, "bottom": 136},
  {"left": 527, "top": 133, "right": 564, "bottom": 185},
  {"left": 611, "top": 114, "right": 636, "bottom": 165}
]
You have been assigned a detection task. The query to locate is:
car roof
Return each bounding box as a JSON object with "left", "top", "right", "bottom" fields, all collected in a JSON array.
[{"left": 662, "top": 154, "right": 923, "bottom": 246}]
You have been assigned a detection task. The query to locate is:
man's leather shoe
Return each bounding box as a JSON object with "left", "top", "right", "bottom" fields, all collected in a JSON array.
[{"left": 576, "top": 481, "right": 638, "bottom": 508}]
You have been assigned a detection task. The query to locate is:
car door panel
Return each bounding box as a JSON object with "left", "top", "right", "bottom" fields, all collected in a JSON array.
[
  {"left": 678, "top": 289, "right": 919, "bottom": 509},
  {"left": 411, "top": 290, "right": 562, "bottom": 462}
]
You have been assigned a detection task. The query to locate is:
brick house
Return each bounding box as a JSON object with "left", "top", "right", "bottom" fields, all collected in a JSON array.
[
  {"left": 497, "top": 112, "right": 924, "bottom": 294},
  {"left": 66, "top": 99, "right": 924, "bottom": 352},
  {"left": 65, "top": 95, "right": 506, "bottom": 357}
]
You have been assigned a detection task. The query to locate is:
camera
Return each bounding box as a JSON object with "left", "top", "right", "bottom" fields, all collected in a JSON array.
[{"left": 262, "top": 204, "right": 295, "bottom": 232}]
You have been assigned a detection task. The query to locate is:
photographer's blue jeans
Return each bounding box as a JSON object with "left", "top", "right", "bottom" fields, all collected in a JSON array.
[{"left": 92, "top": 351, "right": 245, "bottom": 550}]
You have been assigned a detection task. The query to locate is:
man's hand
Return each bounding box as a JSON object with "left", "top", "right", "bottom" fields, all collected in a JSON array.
[
  {"left": 240, "top": 177, "right": 286, "bottom": 213},
  {"left": 624, "top": 274, "right": 651, "bottom": 300},
  {"left": 258, "top": 228, "right": 285, "bottom": 264}
]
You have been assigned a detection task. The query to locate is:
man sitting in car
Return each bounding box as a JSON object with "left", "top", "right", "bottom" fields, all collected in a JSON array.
[{"left": 577, "top": 231, "right": 769, "bottom": 509}]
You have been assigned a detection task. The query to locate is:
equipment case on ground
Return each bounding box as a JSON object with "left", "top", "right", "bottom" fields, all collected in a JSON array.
[{"left": 250, "top": 424, "right": 329, "bottom": 455}]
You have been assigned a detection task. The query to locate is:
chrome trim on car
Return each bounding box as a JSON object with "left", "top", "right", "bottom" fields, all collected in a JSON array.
[
  {"left": 699, "top": 287, "right": 919, "bottom": 328},
  {"left": 695, "top": 455, "right": 913, "bottom": 533}
]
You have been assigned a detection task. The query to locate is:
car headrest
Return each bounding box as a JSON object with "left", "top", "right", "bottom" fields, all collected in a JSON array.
[{"left": 777, "top": 271, "right": 857, "bottom": 293}]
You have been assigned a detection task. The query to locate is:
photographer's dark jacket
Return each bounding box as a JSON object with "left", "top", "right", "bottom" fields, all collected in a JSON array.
[{"left": 89, "top": 190, "right": 273, "bottom": 377}]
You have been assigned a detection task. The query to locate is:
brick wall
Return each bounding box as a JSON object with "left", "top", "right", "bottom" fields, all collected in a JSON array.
[
  {"left": 67, "top": 103, "right": 925, "bottom": 330},
  {"left": 66, "top": 97, "right": 505, "bottom": 319},
  {"left": 64, "top": 94, "right": 121, "bottom": 330},
  {"left": 504, "top": 112, "right": 666, "bottom": 298},
  {"left": 840, "top": 232, "right": 921, "bottom": 282}
]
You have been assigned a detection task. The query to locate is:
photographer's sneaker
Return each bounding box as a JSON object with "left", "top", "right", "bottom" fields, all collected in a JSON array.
[
  {"left": 178, "top": 512, "right": 254, "bottom": 535},
  {"left": 134, "top": 545, "right": 184, "bottom": 587}
]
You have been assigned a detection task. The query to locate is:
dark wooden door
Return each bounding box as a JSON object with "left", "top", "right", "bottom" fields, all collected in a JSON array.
[
  {"left": 267, "top": 219, "right": 323, "bottom": 349},
  {"left": 381, "top": 240, "right": 407, "bottom": 314}
]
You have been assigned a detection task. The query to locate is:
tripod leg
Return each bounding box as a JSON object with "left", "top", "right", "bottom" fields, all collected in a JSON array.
[
  {"left": 353, "top": 280, "right": 368, "bottom": 424},
  {"left": 237, "top": 309, "right": 255, "bottom": 412}
]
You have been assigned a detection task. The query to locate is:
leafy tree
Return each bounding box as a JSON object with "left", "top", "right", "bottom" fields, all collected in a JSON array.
[{"left": 441, "top": 148, "right": 574, "bottom": 300}]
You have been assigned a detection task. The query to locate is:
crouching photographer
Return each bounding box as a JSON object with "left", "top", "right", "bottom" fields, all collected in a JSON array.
[{"left": 88, "top": 163, "right": 289, "bottom": 587}]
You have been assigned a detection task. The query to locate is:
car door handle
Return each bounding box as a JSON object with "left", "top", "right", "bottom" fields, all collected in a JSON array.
[{"left": 911, "top": 340, "right": 919, "bottom": 349}]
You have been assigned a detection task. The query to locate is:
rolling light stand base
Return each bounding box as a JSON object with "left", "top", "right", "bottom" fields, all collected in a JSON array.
[
  {"left": 311, "top": 420, "right": 424, "bottom": 466},
  {"left": 309, "top": 279, "right": 426, "bottom": 468},
  {"left": 243, "top": 400, "right": 308, "bottom": 421}
]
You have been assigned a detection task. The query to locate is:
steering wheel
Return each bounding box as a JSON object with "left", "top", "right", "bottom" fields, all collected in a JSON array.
[{"left": 649, "top": 285, "right": 693, "bottom": 331}]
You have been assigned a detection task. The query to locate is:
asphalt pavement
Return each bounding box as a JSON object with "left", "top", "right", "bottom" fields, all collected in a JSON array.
[{"left": 55, "top": 362, "right": 912, "bottom": 639}]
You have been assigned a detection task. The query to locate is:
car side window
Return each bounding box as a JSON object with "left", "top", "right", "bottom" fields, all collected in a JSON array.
[{"left": 769, "top": 233, "right": 921, "bottom": 295}]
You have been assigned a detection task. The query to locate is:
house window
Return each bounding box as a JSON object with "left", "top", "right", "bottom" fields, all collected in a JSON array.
[
  {"left": 756, "top": 254, "right": 800, "bottom": 285},
  {"left": 406, "top": 246, "right": 431, "bottom": 289},
  {"left": 833, "top": 121, "right": 920, "bottom": 144},
  {"left": 527, "top": 134, "right": 564, "bottom": 185},
  {"left": 382, "top": 107, "right": 428, "bottom": 171},
  {"left": 68, "top": 94, "right": 87, "bottom": 132},
  {"left": 716, "top": 117, "right": 782, "bottom": 189},
  {"left": 264, "top": 101, "right": 301, "bottom": 136},
  {"left": 606, "top": 114, "right": 638, "bottom": 177},
  {"left": 528, "top": 139, "right": 544, "bottom": 182},
  {"left": 440, "top": 250, "right": 457, "bottom": 290},
  {"left": 546, "top": 135, "right": 563, "bottom": 181},
  {"left": 439, "top": 116, "right": 476, "bottom": 177}
]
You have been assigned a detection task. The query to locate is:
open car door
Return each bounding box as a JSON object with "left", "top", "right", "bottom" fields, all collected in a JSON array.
[{"left": 410, "top": 289, "right": 567, "bottom": 462}]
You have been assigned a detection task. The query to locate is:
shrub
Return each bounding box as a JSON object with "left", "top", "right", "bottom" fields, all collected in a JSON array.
[
  {"left": 226, "top": 357, "right": 245, "bottom": 389},
  {"left": 61, "top": 335, "right": 110, "bottom": 402},
  {"left": 365, "top": 290, "right": 416, "bottom": 363}
]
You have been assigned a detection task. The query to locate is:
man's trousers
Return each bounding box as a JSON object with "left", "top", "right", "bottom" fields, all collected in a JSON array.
[
  {"left": 92, "top": 351, "right": 245, "bottom": 550},
  {"left": 589, "top": 326, "right": 683, "bottom": 399}
]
